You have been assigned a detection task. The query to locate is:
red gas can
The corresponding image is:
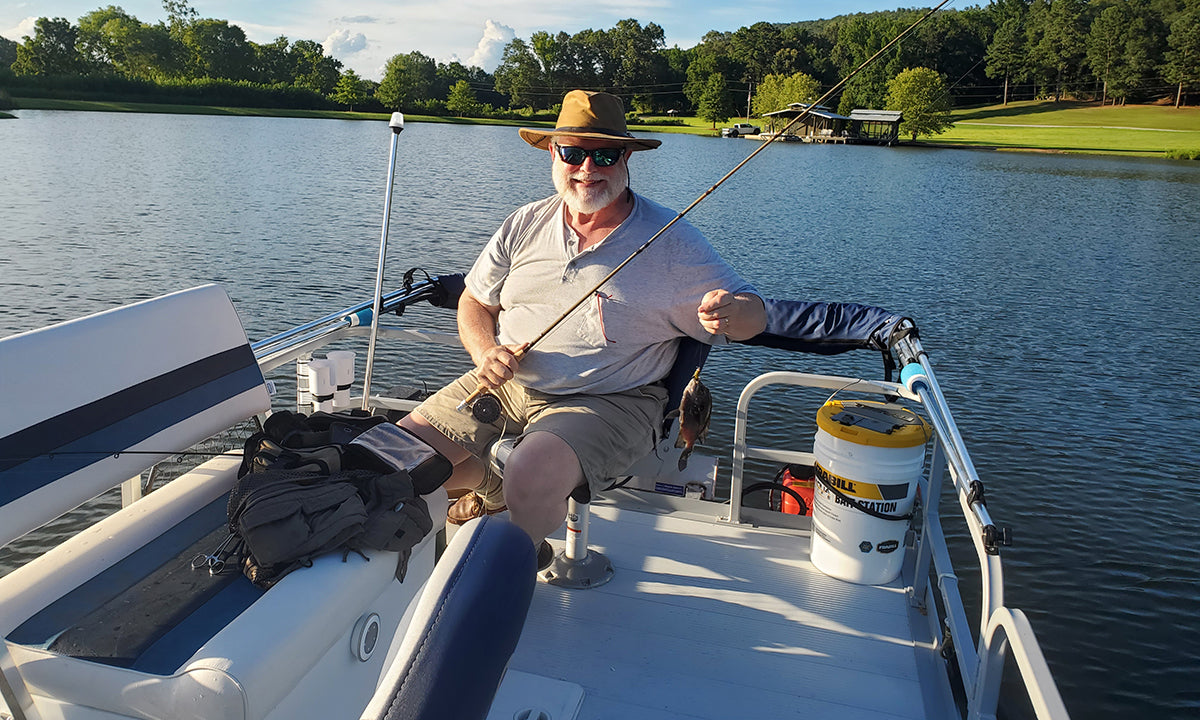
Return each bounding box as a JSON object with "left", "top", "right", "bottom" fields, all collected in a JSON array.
[{"left": 777, "top": 465, "right": 814, "bottom": 516}]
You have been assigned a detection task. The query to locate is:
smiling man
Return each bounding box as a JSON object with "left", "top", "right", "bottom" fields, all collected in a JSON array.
[{"left": 400, "top": 90, "right": 765, "bottom": 569}]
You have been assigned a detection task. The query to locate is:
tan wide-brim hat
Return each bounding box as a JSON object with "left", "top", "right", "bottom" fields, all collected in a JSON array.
[{"left": 519, "top": 90, "right": 662, "bottom": 151}]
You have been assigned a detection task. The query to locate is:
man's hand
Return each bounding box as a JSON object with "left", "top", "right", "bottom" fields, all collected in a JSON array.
[
  {"left": 698, "top": 290, "right": 767, "bottom": 342},
  {"left": 476, "top": 342, "right": 528, "bottom": 389}
]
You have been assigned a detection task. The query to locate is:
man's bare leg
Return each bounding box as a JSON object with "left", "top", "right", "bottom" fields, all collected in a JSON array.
[
  {"left": 399, "top": 415, "right": 578, "bottom": 549},
  {"left": 501, "top": 431, "right": 584, "bottom": 546}
]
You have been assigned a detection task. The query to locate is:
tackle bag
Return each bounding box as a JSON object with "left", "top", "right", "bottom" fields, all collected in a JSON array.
[{"left": 221, "top": 410, "right": 451, "bottom": 588}]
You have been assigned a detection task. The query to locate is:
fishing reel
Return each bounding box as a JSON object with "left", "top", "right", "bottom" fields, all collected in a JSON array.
[{"left": 468, "top": 392, "right": 503, "bottom": 424}]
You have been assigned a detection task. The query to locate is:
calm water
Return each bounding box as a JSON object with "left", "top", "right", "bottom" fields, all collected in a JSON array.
[{"left": 3, "top": 110, "right": 1200, "bottom": 719}]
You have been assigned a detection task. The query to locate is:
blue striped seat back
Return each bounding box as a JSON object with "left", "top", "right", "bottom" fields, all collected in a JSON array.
[{"left": 0, "top": 285, "right": 271, "bottom": 547}]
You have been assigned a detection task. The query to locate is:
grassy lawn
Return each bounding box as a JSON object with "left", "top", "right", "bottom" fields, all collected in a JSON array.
[
  {"left": 936, "top": 100, "right": 1200, "bottom": 156},
  {"left": 13, "top": 96, "right": 1199, "bottom": 157}
]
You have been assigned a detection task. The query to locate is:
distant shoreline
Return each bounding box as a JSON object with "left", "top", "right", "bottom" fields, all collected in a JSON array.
[{"left": 10, "top": 97, "right": 1198, "bottom": 160}]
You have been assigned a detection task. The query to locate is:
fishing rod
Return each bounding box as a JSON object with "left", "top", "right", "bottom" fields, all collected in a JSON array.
[
  {"left": 1, "top": 450, "right": 244, "bottom": 462},
  {"left": 458, "top": 0, "right": 953, "bottom": 416}
]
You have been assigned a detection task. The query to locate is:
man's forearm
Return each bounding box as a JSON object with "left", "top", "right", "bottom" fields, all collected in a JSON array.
[{"left": 456, "top": 292, "right": 501, "bottom": 365}]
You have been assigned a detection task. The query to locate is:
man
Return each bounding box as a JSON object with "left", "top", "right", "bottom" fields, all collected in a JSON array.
[{"left": 400, "top": 90, "right": 765, "bottom": 567}]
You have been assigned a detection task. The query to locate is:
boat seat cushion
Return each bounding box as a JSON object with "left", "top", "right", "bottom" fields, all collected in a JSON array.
[{"left": 6, "top": 492, "right": 264, "bottom": 675}]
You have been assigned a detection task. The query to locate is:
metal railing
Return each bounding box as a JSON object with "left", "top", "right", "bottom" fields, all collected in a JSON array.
[
  {"left": 728, "top": 344, "right": 1069, "bottom": 720},
  {"left": 251, "top": 280, "right": 459, "bottom": 373}
]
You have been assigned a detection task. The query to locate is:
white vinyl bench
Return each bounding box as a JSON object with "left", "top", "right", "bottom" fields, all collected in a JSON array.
[{"left": 0, "top": 285, "right": 445, "bottom": 720}]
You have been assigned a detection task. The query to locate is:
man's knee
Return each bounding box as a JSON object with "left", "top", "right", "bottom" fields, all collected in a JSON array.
[{"left": 503, "top": 432, "right": 583, "bottom": 510}]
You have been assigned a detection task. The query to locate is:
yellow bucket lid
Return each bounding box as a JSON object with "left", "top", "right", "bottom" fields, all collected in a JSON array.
[{"left": 816, "top": 400, "right": 930, "bottom": 448}]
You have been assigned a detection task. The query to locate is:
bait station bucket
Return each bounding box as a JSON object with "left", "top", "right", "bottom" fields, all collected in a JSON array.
[{"left": 810, "top": 400, "right": 930, "bottom": 585}]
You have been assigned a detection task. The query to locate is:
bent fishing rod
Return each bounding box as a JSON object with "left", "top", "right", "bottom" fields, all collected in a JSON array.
[{"left": 458, "top": 0, "right": 953, "bottom": 414}]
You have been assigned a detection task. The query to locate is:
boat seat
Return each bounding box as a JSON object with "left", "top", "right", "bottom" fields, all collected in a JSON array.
[
  {"left": 0, "top": 285, "right": 447, "bottom": 720},
  {"left": 360, "top": 515, "right": 535, "bottom": 720}
]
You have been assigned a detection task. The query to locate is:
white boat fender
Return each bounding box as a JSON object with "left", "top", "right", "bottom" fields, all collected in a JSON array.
[
  {"left": 327, "top": 350, "right": 357, "bottom": 407},
  {"left": 307, "top": 357, "right": 335, "bottom": 412}
]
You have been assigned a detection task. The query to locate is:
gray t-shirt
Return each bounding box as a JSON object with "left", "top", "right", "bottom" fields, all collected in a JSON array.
[{"left": 465, "top": 193, "right": 757, "bottom": 394}]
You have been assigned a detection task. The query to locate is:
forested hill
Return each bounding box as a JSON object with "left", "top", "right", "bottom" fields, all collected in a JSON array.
[{"left": 1, "top": 0, "right": 1197, "bottom": 117}]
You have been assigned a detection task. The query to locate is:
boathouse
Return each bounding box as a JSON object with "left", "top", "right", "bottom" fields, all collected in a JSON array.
[
  {"left": 762, "top": 104, "right": 851, "bottom": 143},
  {"left": 762, "top": 103, "right": 903, "bottom": 145},
  {"left": 848, "top": 109, "right": 903, "bottom": 145}
]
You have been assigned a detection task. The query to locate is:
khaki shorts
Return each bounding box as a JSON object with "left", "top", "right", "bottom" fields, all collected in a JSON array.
[{"left": 414, "top": 369, "right": 668, "bottom": 494}]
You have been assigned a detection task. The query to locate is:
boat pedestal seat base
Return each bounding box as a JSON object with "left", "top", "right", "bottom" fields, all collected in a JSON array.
[{"left": 1, "top": 454, "right": 448, "bottom": 720}]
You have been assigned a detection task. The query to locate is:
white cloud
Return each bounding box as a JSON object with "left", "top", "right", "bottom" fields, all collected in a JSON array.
[
  {"left": 2, "top": 16, "right": 37, "bottom": 41},
  {"left": 323, "top": 28, "right": 367, "bottom": 57},
  {"left": 466, "top": 20, "right": 515, "bottom": 72}
]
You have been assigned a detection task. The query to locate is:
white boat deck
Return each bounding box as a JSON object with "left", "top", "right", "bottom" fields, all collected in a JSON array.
[{"left": 486, "top": 491, "right": 958, "bottom": 720}]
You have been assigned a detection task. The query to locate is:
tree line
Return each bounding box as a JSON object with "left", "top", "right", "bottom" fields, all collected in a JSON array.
[{"left": 1, "top": 0, "right": 1197, "bottom": 117}]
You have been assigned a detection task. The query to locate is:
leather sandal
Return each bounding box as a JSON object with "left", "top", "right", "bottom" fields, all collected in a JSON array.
[{"left": 446, "top": 490, "right": 507, "bottom": 526}]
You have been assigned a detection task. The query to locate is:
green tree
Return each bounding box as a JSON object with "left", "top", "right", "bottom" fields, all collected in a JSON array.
[
  {"left": 162, "top": 0, "right": 198, "bottom": 35},
  {"left": 831, "top": 13, "right": 908, "bottom": 113},
  {"left": 77, "top": 6, "right": 133, "bottom": 72},
  {"left": 1118, "top": 9, "right": 1166, "bottom": 103},
  {"left": 445, "top": 79, "right": 481, "bottom": 116},
  {"left": 376, "top": 51, "right": 437, "bottom": 110},
  {"left": 493, "top": 38, "right": 542, "bottom": 108},
  {"left": 76, "top": 7, "right": 178, "bottom": 80},
  {"left": 12, "top": 17, "right": 85, "bottom": 76},
  {"left": 607, "top": 19, "right": 666, "bottom": 91},
  {"left": 1087, "top": 4, "right": 1130, "bottom": 104},
  {"left": 684, "top": 40, "right": 740, "bottom": 112},
  {"left": 730, "top": 22, "right": 782, "bottom": 83},
  {"left": 885, "top": 67, "right": 953, "bottom": 141},
  {"left": 531, "top": 30, "right": 588, "bottom": 96},
  {"left": 697, "top": 71, "right": 732, "bottom": 128},
  {"left": 1027, "top": 0, "right": 1088, "bottom": 100},
  {"left": 773, "top": 26, "right": 834, "bottom": 83},
  {"left": 331, "top": 68, "right": 368, "bottom": 111},
  {"left": 1, "top": 35, "right": 19, "bottom": 73},
  {"left": 252, "top": 36, "right": 293, "bottom": 85},
  {"left": 1164, "top": 9, "right": 1200, "bottom": 106},
  {"left": 182, "top": 19, "right": 253, "bottom": 80},
  {"left": 986, "top": 15, "right": 1026, "bottom": 106},
  {"left": 291, "top": 39, "right": 342, "bottom": 94},
  {"left": 751, "top": 72, "right": 819, "bottom": 118}
]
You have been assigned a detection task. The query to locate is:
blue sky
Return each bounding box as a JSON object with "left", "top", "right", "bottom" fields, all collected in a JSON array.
[{"left": 2, "top": 1, "right": 909, "bottom": 80}]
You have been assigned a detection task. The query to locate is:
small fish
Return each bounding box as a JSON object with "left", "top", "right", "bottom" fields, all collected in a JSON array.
[{"left": 667, "top": 368, "right": 712, "bottom": 471}]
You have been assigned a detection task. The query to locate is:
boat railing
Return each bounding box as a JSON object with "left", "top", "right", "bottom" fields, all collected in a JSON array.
[
  {"left": 251, "top": 280, "right": 460, "bottom": 373},
  {"left": 729, "top": 352, "right": 1069, "bottom": 719}
]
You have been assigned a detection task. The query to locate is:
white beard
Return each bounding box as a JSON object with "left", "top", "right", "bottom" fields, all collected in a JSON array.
[{"left": 553, "top": 160, "right": 629, "bottom": 214}]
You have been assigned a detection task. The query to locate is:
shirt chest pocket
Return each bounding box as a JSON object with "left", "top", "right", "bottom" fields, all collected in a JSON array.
[{"left": 576, "top": 291, "right": 634, "bottom": 348}]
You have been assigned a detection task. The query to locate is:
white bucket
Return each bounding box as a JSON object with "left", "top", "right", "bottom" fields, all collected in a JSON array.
[{"left": 810, "top": 400, "right": 930, "bottom": 585}]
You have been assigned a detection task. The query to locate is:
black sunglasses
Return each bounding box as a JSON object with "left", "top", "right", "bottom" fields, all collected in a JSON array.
[{"left": 553, "top": 144, "right": 626, "bottom": 167}]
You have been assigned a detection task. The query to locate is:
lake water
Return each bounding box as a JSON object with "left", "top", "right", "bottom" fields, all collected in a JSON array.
[{"left": 3, "top": 110, "right": 1200, "bottom": 719}]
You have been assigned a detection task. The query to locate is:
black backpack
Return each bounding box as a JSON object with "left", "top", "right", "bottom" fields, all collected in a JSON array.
[{"left": 216, "top": 410, "right": 450, "bottom": 588}]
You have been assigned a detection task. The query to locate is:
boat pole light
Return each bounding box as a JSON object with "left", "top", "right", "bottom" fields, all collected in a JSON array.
[{"left": 362, "top": 113, "right": 405, "bottom": 411}]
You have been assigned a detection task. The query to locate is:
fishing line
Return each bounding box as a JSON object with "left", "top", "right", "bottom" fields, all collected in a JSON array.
[{"left": 459, "top": 0, "right": 954, "bottom": 414}]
